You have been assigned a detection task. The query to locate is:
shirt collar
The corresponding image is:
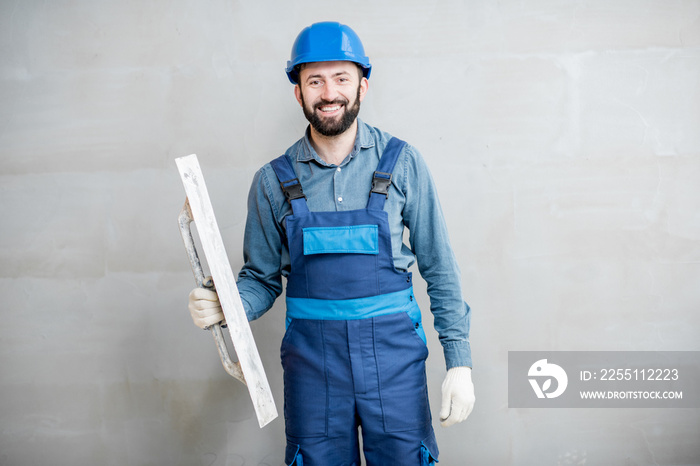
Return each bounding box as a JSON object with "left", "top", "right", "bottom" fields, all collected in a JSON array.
[{"left": 295, "top": 119, "right": 376, "bottom": 165}]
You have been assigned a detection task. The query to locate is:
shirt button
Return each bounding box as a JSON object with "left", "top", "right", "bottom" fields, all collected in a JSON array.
[
  {"left": 338, "top": 197, "right": 343, "bottom": 202},
  {"left": 337, "top": 167, "right": 342, "bottom": 172}
]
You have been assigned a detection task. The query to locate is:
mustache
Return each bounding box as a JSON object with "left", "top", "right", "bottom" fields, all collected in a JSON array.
[{"left": 314, "top": 98, "right": 348, "bottom": 109}]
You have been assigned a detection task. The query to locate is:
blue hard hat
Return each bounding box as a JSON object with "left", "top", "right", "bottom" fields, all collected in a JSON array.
[{"left": 286, "top": 21, "right": 372, "bottom": 84}]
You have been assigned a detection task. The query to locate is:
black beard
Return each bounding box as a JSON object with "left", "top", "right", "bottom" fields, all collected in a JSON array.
[{"left": 300, "top": 85, "right": 362, "bottom": 137}]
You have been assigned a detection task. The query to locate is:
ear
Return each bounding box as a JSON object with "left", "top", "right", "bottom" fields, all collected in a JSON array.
[
  {"left": 358, "top": 77, "right": 369, "bottom": 102},
  {"left": 294, "top": 84, "right": 303, "bottom": 107}
]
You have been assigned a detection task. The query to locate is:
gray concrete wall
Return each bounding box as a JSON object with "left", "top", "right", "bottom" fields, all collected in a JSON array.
[{"left": 1, "top": 1, "right": 699, "bottom": 465}]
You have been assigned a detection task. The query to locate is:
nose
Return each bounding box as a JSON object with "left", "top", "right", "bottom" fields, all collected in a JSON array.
[{"left": 321, "top": 81, "right": 339, "bottom": 102}]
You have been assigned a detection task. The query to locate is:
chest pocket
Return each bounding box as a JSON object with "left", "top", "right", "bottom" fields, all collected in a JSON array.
[{"left": 303, "top": 225, "right": 379, "bottom": 255}]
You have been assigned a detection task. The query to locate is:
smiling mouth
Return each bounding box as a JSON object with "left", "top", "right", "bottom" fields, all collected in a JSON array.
[{"left": 317, "top": 104, "right": 343, "bottom": 114}]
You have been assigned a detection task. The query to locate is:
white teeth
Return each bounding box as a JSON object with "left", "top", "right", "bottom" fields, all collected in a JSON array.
[{"left": 320, "top": 105, "right": 341, "bottom": 112}]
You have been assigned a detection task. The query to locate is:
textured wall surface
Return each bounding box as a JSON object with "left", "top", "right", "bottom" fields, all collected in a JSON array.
[{"left": 1, "top": 1, "right": 699, "bottom": 465}]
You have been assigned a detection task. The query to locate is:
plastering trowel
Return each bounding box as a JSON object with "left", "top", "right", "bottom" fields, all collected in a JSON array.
[{"left": 176, "top": 154, "right": 278, "bottom": 428}]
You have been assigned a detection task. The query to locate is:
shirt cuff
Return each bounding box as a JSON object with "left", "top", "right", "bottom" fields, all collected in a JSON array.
[{"left": 442, "top": 340, "right": 472, "bottom": 370}]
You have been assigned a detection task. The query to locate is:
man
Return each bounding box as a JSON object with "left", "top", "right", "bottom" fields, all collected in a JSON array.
[{"left": 189, "top": 21, "right": 474, "bottom": 466}]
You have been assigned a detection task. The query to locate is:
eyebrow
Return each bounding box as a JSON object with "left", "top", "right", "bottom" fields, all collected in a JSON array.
[{"left": 305, "top": 70, "right": 352, "bottom": 82}]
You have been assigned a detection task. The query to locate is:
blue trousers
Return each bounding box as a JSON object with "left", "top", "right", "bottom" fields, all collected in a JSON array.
[{"left": 281, "top": 312, "right": 439, "bottom": 465}]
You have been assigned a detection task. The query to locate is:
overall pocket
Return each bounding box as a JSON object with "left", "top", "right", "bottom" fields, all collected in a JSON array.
[
  {"left": 280, "top": 319, "right": 329, "bottom": 437},
  {"left": 374, "top": 312, "right": 431, "bottom": 433}
]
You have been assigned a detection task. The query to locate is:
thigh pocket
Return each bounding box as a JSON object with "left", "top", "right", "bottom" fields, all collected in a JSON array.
[
  {"left": 285, "top": 443, "right": 303, "bottom": 466},
  {"left": 375, "top": 312, "right": 431, "bottom": 433},
  {"left": 420, "top": 431, "right": 440, "bottom": 465},
  {"left": 281, "top": 319, "right": 328, "bottom": 437}
]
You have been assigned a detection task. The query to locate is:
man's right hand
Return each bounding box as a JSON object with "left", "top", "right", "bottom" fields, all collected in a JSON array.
[{"left": 188, "top": 278, "right": 225, "bottom": 329}]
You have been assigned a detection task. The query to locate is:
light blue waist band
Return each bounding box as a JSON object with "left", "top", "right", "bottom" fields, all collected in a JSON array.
[
  {"left": 285, "top": 287, "right": 426, "bottom": 344},
  {"left": 286, "top": 287, "right": 414, "bottom": 320}
]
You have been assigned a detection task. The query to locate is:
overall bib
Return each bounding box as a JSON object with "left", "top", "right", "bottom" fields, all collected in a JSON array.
[{"left": 270, "top": 138, "right": 439, "bottom": 466}]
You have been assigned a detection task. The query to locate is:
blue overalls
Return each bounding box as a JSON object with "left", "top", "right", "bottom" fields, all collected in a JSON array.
[{"left": 270, "top": 138, "right": 439, "bottom": 466}]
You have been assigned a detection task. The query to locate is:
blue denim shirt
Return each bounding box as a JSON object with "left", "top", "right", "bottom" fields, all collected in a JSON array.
[{"left": 236, "top": 120, "right": 472, "bottom": 369}]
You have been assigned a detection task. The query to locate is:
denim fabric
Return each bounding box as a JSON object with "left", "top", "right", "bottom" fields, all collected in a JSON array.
[{"left": 236, "top": 119, "right": 472, "bottom": 369}]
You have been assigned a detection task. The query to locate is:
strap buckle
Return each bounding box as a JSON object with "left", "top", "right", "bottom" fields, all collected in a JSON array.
[
  {"left": 371, "top": 171, "right": 392, "bottom": 198},
  {"left": 280, "top": 178, "right": 306, "bottom": 201}
]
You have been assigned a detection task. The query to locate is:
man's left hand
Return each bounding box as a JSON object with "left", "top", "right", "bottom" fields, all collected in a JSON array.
[{"left": 439, "top": 366, "right": 475, "bottom": 427}]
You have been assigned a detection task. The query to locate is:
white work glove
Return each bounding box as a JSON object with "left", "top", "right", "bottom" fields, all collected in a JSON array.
[
  {"left": 440, "top": 366, "right": 475, "bottom": 427},
  {"left": 188, "top": 277, "right": 225, "bottom": 329}
]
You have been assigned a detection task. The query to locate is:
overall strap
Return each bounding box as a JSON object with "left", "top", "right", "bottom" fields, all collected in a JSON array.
[
  {"left": 270, "top": 155, "right": 310, "bottom": 214},
  {"left": 367, "top": 137, "right": 407, "bottom": 211}
]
